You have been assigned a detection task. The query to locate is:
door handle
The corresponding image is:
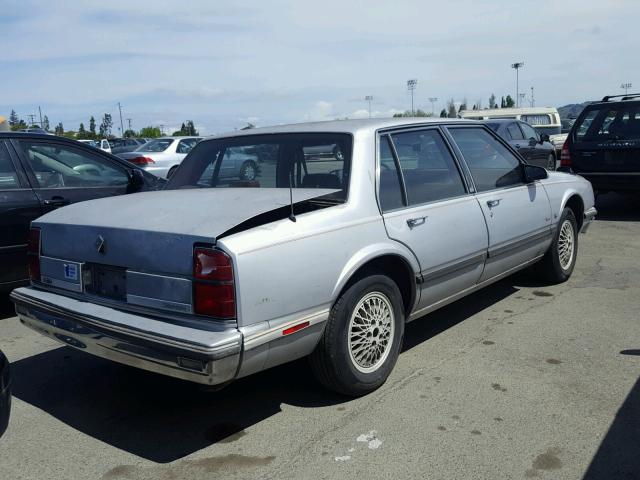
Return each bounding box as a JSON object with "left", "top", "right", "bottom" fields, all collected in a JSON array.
[
  {"left": 486, "top": 199, "right": 502, "bottom": 208},
  {"left": 43, "top": 196, "right": 71, "bottom": 207},
  {"left": 407, "top": 216, "right": 427, "bottom": 229}
]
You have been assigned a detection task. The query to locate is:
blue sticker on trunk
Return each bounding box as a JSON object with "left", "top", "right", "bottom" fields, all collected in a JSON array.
[{"left": 64, "top": 263, "right": 78, "bottom": 281}]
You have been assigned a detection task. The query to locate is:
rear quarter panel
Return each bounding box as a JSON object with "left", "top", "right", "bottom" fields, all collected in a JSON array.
[{"left": 540, "top": 172, "right": 595, "bottom": 224}]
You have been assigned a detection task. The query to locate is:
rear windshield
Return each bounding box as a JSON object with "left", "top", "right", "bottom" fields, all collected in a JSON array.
[
  {"left": 575, "top": 103, "right": 640, "bottom": 141},
  {"left": 165, "top": 133, "right": 352, "bottom": 201},
  {"left": 136, "top": 139, "right": 173, "bottom": 152}
]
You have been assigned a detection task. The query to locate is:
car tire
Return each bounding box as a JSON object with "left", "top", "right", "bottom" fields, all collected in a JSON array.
[
  {"left": 534, "top": 207, "right": 578, "bottom": 283},
  {"left": 547, "top": 153, "right": 556, "bottom": 171},
  {"left": 310, "top": 275, "right": 405, "bottom": 396},
  {"left": 167, "top": 166, "right": 178, "bottom": 178},
  {"left": 239, "top": 161, "right": 258, "bottom": 181}
]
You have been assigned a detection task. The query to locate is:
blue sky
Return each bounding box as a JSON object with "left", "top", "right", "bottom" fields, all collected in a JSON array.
[{"left": 1, "top": 0, "right": 638, "bottom": 135}]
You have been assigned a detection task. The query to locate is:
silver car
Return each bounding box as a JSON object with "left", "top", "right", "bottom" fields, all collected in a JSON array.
[
  {"left": 11, "top": 119, "right": 596, "bottom": 396},
  {"left": 117, "top": 136, "right": 201, "bottom": 178}
]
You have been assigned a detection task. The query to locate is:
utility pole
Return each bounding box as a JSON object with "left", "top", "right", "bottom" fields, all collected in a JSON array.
[
  {"left": 407, "top": 79, "right": 417, "bottom": 115},
  {"left": 428, "top": 97, "right": 438, "bottom": 116},
  {"left": 519, "top": 93, "right": 526, "bottom": 108},
  {"left": 27, "top": 114, "right": 36, "bottom": 126},
  {"left": 511, "top": 62, "right": 524, "bottom": 107},
  {"left": 365, "top": 95, "right": 373, "bottom": 118},
  {"left": 621, "top": 83, "right": 632, "bottom": 95},
  {"left": 38, "top": 106, "right": 43, "bottom": 128},
  {"left": 159, "top": 124, "right": 165, "bottom": 135},
  {"left": 117, "top": 102, "right": 124, "bottom": 138},
  {"left": 530, "top": 86, "right": 535, "bottom": 107},
  {"left": 126, "top": 118, "right": 132, "bottom": 133}
]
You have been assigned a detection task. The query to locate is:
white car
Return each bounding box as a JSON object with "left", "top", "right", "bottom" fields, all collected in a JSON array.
[{"left": 117, "top": 137, "right": 201, "bottom": 178}]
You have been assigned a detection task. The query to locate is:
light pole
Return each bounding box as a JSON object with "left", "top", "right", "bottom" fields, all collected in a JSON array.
[
  {"left": 530, "top": 86, "right": 535, "bottom": 107},
  {"left": 428, "top": 97, "right": 438, "bottom": 116},
  {"left": 621, "top": 83, "right": 632, "bottom": 95},
  {"left": 519, "top": 93, "right": 526, "bottom": 108},
  {"left": 117, "top": 102, "right": 124, "bottom": 138},
  {"left": 407, "top": 79, "right": 417, "bottom": 115},
  {"left": 511, "top": 62, "right": 524, "bottom": 107},
  {"left": 365, "top": 95, "right": 373, "bottom": 118}
]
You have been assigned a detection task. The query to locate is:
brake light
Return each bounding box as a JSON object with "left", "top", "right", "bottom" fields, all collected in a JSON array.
[
  {"left": 193, "top": 247, "right": 235, "bottom": 318},
  {"left": 129, "top": 156, "right": 155, "bottom": 165},
  {"left": 560, "top": 141, "right": 572, "bottom": 167},
  {"left": 27, "top": 227, "right": 41, "bottom": 281}
]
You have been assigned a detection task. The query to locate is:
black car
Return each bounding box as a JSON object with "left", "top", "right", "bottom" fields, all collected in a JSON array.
[
  {"left": 0, "top": 132, "right": 164, "bottom": 291},
  {"left": 560, "top": 94, "right": 640, "bottom": 194},
  {"left": 484, "top": 119, "right": 557, "bottom": 170},
  {"left": 0, "top": 350, "right": 9, "bottom": 438},
  {"left": 109, "top": 138, "right": 147, "bottom": 155}
]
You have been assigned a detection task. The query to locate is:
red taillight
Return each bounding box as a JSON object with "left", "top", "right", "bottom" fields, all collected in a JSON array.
[
  {"left": 193, "top": 247, "right": 235, "bottom": 318},
  {"left": 560, "top": 141, "right": 572, "bottom": 167},
  {"left": 27, "top": 228, "right": 41, "bottom": 281},
  {"left": 129, "top": 156, "right": 155, "bottom": 165}
]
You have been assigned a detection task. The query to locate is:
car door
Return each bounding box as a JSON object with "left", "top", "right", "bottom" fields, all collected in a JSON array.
[
  {"left": 11, "top": 138, "right": 132, "bottom": 214},
  {"left": 518, "top": 122, "right": 547, "bottom": 167},
  {"left": 0, "top": 140, "right": 42, "bottom": 287},
  {"left": 504, "top": 122, "right": 531, "bottom": 160},
  {"left": 446, "top": 126, "right": 552, "bottom": 282},
  {"left": 378, "top": 127, "right": 488, "bottom": 315}
]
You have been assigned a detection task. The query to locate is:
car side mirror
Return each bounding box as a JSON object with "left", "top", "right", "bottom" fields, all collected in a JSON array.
[
  {"left": 524, "top": 164, "right": 548, "bottom": 182},
  {"left": 127, "top": 168, "right": 145, "bottom": 192},
  {"left": 540, "top": 134, "right": 550, "bottom": 143}
]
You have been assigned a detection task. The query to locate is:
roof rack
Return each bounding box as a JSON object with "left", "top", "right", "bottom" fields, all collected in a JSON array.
[{"left": 601, "top": 93, "right": 640, "bottom": 102}]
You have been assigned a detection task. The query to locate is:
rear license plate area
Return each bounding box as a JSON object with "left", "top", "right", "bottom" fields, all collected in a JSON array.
[{"left": 84, "top": 263, "right": 127, "bottom": 301}]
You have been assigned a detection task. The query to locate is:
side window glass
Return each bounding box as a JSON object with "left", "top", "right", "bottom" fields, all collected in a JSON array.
[
  {"left": 448, "top": 128, "right": 523, "bottom": 193},
  {"left": 19, "top": 142, "right": 129, "bottom": 188},
  {"left": 507, "top": 123, "right": 524, "bottom": 140},
  {"left": 520, "top": 123, "right": 538, "bottom": 141},
  {"left": 378, "top": 136, "right": 404, "bottom": 211},
  {"left": 389, "top": 129, "right": 466, "bottom": 206},
  {"left": 0, "top": 143, "right": 20, "bottom": 190},
  {"left": 177, "top": 139, "right": 199, "bottom": 154}
]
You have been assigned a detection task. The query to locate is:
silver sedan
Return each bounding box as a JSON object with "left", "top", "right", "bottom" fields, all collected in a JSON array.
[
  {"left": 11, "top": 118, "right": 596, "bottom": 397},
  {"left": 117, "top": 136, "right": 201, "bottom": 178}
]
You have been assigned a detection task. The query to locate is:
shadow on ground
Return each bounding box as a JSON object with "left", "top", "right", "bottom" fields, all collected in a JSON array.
[
  {"left": 0, "top": 294, "right": 15, "bottom": 321},
  {"left": 9, "top": 274, "right": 537, "bottom": 463},
  {"left": 595, "top": 192, "right": 640, "bottom": 222},
  {"left": 582, "top": 371, "right": 640, "bottom": 479}
]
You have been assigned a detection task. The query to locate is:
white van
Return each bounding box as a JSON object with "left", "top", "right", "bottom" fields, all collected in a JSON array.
[{"left": 459, "top": 107, "right": 561, "bottom": 136}]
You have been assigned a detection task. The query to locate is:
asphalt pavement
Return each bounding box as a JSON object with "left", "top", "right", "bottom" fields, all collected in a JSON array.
[{"left": 0, "top": 193, "right": 638, "bottom": 480}]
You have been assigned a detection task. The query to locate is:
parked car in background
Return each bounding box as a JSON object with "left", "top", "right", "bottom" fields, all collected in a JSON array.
[
  {"left": 484, "top": 119, "right": 557, "bottom": 170},
  {"left": 0, "top": 350, "right": 10, "bottom": 438},
  {"left": 11, "top": 119, "right": 595, "bottom": 397},
  {"left": 0, "top": 132, "right": 164, "bottom": 291},
  {"left": 117, "top": 136, "right": 201, "bottom": 178},
  {"left": 77, "top": 139, "right": 98, "bottom": 148},
  {"left": 17, "top": 127, "right": 52, "bottom": 135},
  {"left": 108, "top": 138, "right": 147, "bottom": 155},
  {"left": 560, "top": 94, "right": 640, "bottom": 194},
  {"left": 98, "top": 139, "right": 111, "bottom": 154}
]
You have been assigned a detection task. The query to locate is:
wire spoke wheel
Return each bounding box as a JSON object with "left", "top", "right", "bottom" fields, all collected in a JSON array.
[
  {"left": 348, "top": 292, "right": 395, "bottom": 374},
  {"left": 558, "top": 219, "right": 575, "bottom": 270}
]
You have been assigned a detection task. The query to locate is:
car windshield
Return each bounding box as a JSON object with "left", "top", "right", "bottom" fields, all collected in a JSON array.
[
  {"left": 165, "top": 133, "right": 352, "bottom": 202},
  {"left": 575, "top": 104, "right": 640, "bottom": 141},
  {"left": 135, "top": 139, "right": 173, "bottom": 152}
]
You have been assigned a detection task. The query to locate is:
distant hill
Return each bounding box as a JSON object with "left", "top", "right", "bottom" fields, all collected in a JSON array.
[{"left": 558, "top": 102, "right": 592, "bottom": 119}]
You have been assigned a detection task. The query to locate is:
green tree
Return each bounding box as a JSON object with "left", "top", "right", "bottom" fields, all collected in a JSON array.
[
  {"left": 54, "top": 122, "right": 64, "bottom": 135},
  {"left": 123, "top": 129, "right": 137, "bottom": 138},
  {"left": 9, "top": 110, "right": 19, "bottom": 126},
  {"left": 392, "top": 109, "right": 431, "bottom": 118},
  {"left": 43, "top": 115, "right": 50, "bottom": 131},
  {"left": 440, "top": 108, "right": 447, "bottom": 118},
  {"left": 458, "top": 98, "right": 468, "bottom": 113},
  {"left": 500, "top": 96, "right": 506, "bottom": 108},
  {"left": 89, "top": 116, "right": 96, "bottom": 138},
  {"left": 447, "top": 98, "right": 457, "bottom": 118},
  {"left": 488, "top": 94, "right": 497, "bottom": 109},
  {"left": 505, "top": 95, "right": 515, "bottom": 108},
  {"left": 77, "top": 123, "right": 87, "bottom": 139},
  {"left": 99, "top": 113, "right": 113, "bottom": 138},
  {"left": 139, "top": 126, "right": 162, "bottom": 138}
]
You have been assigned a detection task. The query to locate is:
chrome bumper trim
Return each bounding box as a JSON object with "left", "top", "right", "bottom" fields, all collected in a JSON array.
[
  {"left": 582, "top": 207, "right": 597, "bottom": 233},
  {"left": 10, "top": 287, "right": 242, "bottom": 385}
]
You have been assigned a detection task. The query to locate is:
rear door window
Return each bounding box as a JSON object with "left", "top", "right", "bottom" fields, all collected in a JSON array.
[
  {"left": 0, "top": 143, "right": 20, "bottom": 190},
  {"left": 378, "top": 136, "right": 404, "bottom": 211},
  {"left": 506, "top": 123, "right": 524, "bottom": 140}
]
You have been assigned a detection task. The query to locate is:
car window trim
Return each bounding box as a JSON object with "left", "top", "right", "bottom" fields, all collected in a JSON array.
[
  {"left": 11, "top": 138, "right": 131, "bottom": 190},
  {"left": 0, "top": 139, "right": 32, "bottom": 189},
  {"left": 443, "top": 124, "right": 527, "bottom": 194}
]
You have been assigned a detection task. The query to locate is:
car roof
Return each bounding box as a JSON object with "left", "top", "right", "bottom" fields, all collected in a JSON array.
[
  {"left": 204, "top": 118, "right": 478, "bottom": 141},
  {"left": 480, "top": 119, "right": 518, "bottom": 125}
]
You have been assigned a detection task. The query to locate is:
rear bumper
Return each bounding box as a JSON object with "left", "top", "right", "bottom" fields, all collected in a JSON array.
[
  {"left": 582, "top": 207, "right": 597, "bottom": 233},
  {"left": 10, "top": 287, "right": 242, "bottom": 386},
  {"left": 578, "top": 172, "right": 640, "bottom": 192}
]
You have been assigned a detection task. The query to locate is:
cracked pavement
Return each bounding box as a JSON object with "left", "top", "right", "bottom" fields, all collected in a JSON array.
[{"left": 0, "top": 193, "right": 638, "bottom": 480}]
